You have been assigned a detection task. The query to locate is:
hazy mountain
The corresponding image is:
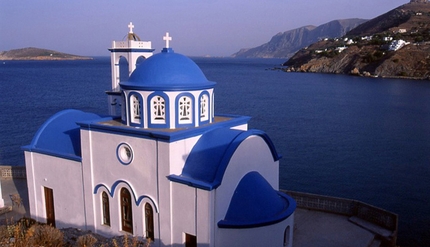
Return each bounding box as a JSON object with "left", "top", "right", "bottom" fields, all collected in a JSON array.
[{"left": 232, "top": 19, "right": 367, "bottom": 58}]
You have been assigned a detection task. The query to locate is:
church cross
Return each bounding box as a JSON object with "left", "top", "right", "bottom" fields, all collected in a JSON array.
[
  {"left": 163, "top": 32, "right": 172, "bottom": 48},
  {"left": 128, "top": 22, "right": 134, "bottom": 33}
]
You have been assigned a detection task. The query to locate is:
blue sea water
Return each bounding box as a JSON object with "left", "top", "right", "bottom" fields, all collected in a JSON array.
[{"left": 1, "top": 57, "right": 429, "bottom": 246}]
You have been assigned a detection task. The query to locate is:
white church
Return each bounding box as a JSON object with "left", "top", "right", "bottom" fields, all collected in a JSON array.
[{"left": 22, "top": 23, "right": 296, "bottom": 247}]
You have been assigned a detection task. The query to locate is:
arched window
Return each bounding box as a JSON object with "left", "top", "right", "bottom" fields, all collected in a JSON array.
[
  {"left": 283, "top": 225, "right": 290, "bottom": 247},
  {"left": 102, "top": 192, "right": 110, "bottom": 226},
  {"left": 151, "top": 95, "right": 166, "bottom": 123},
  {"left": 131, "top": 94, "right": 141, "bottom": 123},
  {"left": 199, "top": 93, "right": 209, "bottom": 122},
  {"left": 178, "top": 95, "right": 193, "bottom": 124},
  {"left": 120, "top": 188, "right": 133, "bottom": 233},
  {"left": 145, "top": 203, "right": 154, "bottom": 240}
]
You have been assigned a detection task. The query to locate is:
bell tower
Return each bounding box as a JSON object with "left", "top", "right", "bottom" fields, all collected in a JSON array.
[{"left": 107, "top": 22, "right": 155, "bottom": 116}]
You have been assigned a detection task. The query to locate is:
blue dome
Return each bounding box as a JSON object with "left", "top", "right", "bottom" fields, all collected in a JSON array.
[
  {"left": 218, "top": 171, "right": 296, "bottom": 228},
  {"left": 120, "top": 48, "right": 215, "bottom": 91}
]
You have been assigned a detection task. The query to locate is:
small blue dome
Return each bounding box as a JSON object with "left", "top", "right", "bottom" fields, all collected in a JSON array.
[
  {"left": 120, "top": 48, "right": 215, "bottom": 91},
  {"left": 218, "top": 171, "right": 296, "bottom": 228}
]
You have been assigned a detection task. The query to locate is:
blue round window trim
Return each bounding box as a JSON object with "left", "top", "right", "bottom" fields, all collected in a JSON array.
[{"left": 117, "top": 143, "right": 133, "bottom": 165}]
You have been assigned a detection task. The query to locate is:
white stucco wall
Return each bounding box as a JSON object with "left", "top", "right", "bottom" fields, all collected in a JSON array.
[
  {"left": 171, "top": 182, "right": 214, "bottom": 247},
  {"left": 171, "top": 183, "right": 196, "bottom": 245},
  {"left": 24, "top": 151, "right": 86, "bottom": 229},
  {"left": 81, "top": 129, "right": 159, "bottom": 238}
]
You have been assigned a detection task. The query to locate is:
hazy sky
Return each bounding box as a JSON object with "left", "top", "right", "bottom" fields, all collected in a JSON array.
[{"left": 1, "top": 0, "right": 407, "bottom": 57}]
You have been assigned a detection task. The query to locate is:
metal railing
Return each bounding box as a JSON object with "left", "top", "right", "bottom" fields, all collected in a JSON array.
[{"left": 0, "top": 166, "right": 26, "bottom": 179}]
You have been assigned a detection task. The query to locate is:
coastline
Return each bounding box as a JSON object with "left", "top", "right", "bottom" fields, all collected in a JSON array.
[{"left": 0, "top": 56, "right": 93, "bottom": 61}]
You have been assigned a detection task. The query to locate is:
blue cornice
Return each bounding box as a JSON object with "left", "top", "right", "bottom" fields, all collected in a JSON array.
[
  {"left": 120, "top": 82, "right": 215, "bottom": 91},
  {"left": 78, "top": 114, "right": 251, "bottom": 143}
]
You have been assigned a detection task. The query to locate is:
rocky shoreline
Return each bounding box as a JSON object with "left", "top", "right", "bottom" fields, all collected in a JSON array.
[{"left": 281, "top": 64, "right": 430, "bottom": 80}]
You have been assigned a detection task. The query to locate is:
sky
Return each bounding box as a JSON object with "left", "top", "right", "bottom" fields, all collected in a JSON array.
[{"left": 1, "top": 0, "right": 408, "bottom": 57}]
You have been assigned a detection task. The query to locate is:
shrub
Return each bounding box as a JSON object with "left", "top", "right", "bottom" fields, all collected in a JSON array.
[
  {"left": 76, "top": 234, "right": 97, "bottom": 247},
  {"left": 28, "top": 224, "right": 64, "bottom": 247}
]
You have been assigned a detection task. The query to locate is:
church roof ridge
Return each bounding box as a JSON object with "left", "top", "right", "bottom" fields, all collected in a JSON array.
[{"left": 22, "top": 109, "right": 102, "bottom": 161}]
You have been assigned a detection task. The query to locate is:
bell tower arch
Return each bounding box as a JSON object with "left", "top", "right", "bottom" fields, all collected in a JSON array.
[{"left": 107, "top": 22, "right": 155, "bottom": 116}]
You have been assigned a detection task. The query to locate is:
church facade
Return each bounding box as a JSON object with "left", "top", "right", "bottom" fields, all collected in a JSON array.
[{"left": 22, "top": 23, "right": 296, "bottom": 247}]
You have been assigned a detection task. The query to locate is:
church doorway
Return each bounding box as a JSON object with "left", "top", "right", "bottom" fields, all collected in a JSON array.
[
  {"left": 145, "top": 203, "right": 154, "bottom": 240},
  {"left": 44, "top": 187, "right": 55, "bottom": 227},
  {"left": 185, "top": 233, "right": 197, "bottom": 247},
  {"left": 120, "top": 188, "right": 133, "bottom": 233}
]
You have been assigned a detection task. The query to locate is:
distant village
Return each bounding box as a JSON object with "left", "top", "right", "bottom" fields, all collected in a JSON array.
[{"left": 313, "top": 7, "right": 429, "bottom": 55}]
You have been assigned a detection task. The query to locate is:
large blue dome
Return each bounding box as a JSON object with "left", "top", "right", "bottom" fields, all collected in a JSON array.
[{"left": 120, "top": 48, "right": 215, "bottom": 91}]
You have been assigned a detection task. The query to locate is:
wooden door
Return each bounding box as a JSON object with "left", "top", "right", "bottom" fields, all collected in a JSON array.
[{"left": 44, "top": 187, "right": 55, "bottom": 227}]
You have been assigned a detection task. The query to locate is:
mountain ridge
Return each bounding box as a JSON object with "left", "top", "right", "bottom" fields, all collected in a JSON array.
[{"left": 232, "top": 18, "right": 367, "bottom": 58}]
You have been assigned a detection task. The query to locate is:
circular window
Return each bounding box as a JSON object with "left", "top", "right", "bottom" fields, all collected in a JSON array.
[{"left": 117, "top": 143, "right": 133, "bottom": 165}]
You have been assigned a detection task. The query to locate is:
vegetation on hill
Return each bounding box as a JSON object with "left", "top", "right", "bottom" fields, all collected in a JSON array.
[
  {"left": 0, "top": 47, "right": 92, "bottom": 61},
  {"left": 283, "top": 2, "right": 430, "bottom": 79}
]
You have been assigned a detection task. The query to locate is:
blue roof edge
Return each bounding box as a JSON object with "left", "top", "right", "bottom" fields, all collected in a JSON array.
[
  {"left": 22, "top": 109, "right": 102, "bottom": 162},
  {"left": 217, "top": 192, "right": 296, "bottom": 229},
  {"left": 167, "top": 129, "right": 282, "bottom": 190},
  {"left": 28, "top": 109, "right": 77, "bottom": 147},
  {"left": 120, "top": 80, "right": 216, "bottom": 91},
  {"left": 167, "top": 175, "right": 214, "bottom": 191}
]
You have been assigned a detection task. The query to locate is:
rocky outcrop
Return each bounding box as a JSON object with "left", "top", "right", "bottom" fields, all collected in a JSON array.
[
  {"left": 0, "top": 47, "right": 92, "bottom": 60},
  {"left": 232, "top": 19, "right": 367, "bottom": 58},
  {"left": 285, "top": 43, "right": 430, "bottom": 79},
  {"left": 283, "top": 2, "right": 430, "bottom": 79}
]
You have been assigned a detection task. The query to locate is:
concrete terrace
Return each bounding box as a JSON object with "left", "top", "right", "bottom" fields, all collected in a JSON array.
[{"left": 0, "top": 177, "right": 397, "bottom": 247}]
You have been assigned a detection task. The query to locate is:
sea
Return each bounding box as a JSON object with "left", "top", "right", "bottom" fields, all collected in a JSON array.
[{"left": 0, "top": 57, "right": 429, "bottom": 246}]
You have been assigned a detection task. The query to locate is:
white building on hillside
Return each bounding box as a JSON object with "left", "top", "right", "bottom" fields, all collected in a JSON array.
[{"left": 22, "top": 23, "right": 296, "bottom": 246}]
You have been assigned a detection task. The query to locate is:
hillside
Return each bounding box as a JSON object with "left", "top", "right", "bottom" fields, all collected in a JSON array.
[
  {"left": 231, "top": 19, "right": 367, "bottom": 58},
  {"left": 284, "top": 2, "right": 430, "bottom": 79},
  {"left": 0, "top": 47, "right": 92, "bottom": 60}
]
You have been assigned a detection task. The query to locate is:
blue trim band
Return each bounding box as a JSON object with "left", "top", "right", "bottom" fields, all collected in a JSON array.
[{"left": 94, "top": 180, "right": 159, "bottom": 213}]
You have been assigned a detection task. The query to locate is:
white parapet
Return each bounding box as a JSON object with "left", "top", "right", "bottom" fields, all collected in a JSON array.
[{"left": 112, "top": 40, "right": 152, "bottom": 49}]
